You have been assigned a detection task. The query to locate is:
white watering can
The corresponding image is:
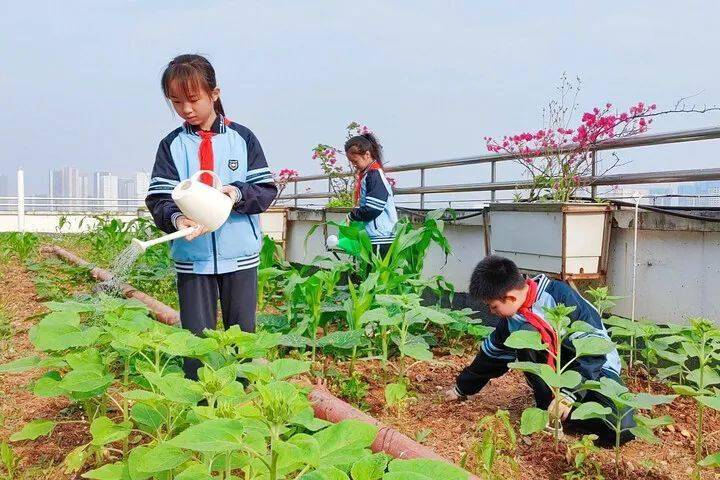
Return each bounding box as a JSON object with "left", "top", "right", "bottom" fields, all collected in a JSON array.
[{"left": 132, "top": 170, "right": 233, "bottom": 251}]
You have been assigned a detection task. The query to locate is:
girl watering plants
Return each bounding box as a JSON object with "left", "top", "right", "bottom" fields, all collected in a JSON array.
[
  {"left": 344, "top": 131, "right": 398, "bottom": 257},
  {"left": 145, "top": 54, "right": 277, "bottom": 379}
]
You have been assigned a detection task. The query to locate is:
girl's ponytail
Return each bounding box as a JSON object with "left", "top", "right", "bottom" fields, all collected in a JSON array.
[{"left": 345, "top": 132, "right": 384, "bottom": 167}]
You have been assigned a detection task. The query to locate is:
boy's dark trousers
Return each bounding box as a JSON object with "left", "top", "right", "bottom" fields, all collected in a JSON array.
[
  {"left": 177, "top": 267, "right": 257, "bottom": 380},
  {"left": 458, "top": 347, "right": 636, "bottom": 446}
]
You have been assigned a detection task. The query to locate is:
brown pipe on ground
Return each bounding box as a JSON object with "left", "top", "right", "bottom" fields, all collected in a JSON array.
[
  {"left": 41, "top": 245, "right": 179, "bottom": 325},
  {"left": 308, "top": 383, "right": 481, "bottom": 480},
  {"left": 42, "top": 245, "right": 478, "bottom": 478}
]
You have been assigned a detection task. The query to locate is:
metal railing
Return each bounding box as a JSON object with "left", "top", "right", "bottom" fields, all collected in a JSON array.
[{"left": 280, "top": 126, "right": 720, "bottom": 208}]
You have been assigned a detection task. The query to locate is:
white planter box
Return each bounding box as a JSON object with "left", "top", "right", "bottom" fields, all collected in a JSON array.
[{"left": 488, "top": 203, "right": 612, "bottom": 280}]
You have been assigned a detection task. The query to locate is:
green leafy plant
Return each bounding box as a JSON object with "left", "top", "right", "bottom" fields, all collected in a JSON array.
[
  {"left": 384, "top": 381, "right": 412, "bottom": 414},
  {"left": 460, "top": 410, "right": 518, "bottom": 480},
  {"left": 585, "top": 286, "right": 621, "bottom": 317},
  {"left": 508, "top": 304, "right": 616, "bottom": 450},
  {"left": 0, "top": 441, "right": 19, "bottom": 480},
  {"left": 571, "top": 377, "right": 674, "bottom": 475},
  {"left": 562, "top": 434, "right": 604, "bottom": 480}
]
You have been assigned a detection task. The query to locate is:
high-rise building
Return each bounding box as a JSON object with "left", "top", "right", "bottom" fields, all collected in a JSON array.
[
  {"left": 99, "top": 173, "right": 119, "bottom": 211},
  {"left": 119, "top": 178, "right": 137, "bottom": 211},
  {"left": 135, "top": 171, "right": 150, "bottom": 199}
]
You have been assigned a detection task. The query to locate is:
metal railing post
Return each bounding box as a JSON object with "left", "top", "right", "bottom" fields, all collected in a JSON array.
[
  {"left": 17, "top": 169, "right": 25, "bottom": 232},
  {"left": 293, "top": 180, "right": 298, "bottom": 208},
  {"left": 590, "top": 151, "right": 597, "bottom": 199},
  {"left": 490, "top": 160, "right": 497, "bottom": 202},
  {"left": 420, "top": 168, "right": 426, "bottom": 209}
]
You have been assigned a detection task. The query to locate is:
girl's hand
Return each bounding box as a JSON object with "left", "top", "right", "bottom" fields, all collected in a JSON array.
[
  {"left": 221, "top": 185, "right": 240, "bottom": 204},
  {"left": 176, "top": 216, "right": 208, "bottom": 240}
]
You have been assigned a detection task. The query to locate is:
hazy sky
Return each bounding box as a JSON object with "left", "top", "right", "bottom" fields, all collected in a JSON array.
[{"left": 2, "top": 1, "right": 719, "bottom": 198}]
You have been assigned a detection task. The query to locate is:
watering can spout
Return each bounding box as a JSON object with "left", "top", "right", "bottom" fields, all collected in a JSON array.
[{"left": 132, "top": 227, "right": 198, "bottom": 252}]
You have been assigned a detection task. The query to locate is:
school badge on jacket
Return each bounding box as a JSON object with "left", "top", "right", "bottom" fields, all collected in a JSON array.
[{"left": 228, "top": 159, "right": 239, "bottom": 171}]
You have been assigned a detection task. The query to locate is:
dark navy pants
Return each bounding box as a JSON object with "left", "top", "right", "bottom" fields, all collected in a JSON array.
[{"left": 177, "top": 267, "right": 257, "bottom": 379}]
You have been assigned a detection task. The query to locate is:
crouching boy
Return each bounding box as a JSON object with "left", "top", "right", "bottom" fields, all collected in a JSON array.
[{"left": 447, "top": 255, "right": 634, "bottom": 446}]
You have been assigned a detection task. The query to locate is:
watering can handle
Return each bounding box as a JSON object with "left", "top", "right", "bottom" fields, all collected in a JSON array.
[{"left": 190, "top": 170, "right": 223, "bottom": 190}]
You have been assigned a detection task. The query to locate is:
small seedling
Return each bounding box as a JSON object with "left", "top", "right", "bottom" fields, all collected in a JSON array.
[
  {"left": 461, "top": 410, "right": 518, "bottom": 480},
  {"left": 414, "top": 428, "right": 433, "bottom": 444},
  {"left": 563, "top": 435, "right": 604, "bottom": 480}
]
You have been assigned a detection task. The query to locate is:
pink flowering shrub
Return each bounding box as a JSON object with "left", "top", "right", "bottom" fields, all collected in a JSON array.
[
  {"left": 485, "top": 76, "right": 656, "bottom": 202},
  {"left": 271, "top": 168, "right": 299, "bottom": 206}
]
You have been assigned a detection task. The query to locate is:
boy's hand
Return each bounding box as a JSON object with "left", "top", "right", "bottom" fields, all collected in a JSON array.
[
  {"left": 547, "top": 396, "right": 573, "bottom": 422},
  {"left": 443, "top": 386, "right": 467, "bottom": 402},
  {"left": 176, "top": 216, "right": 207, "bottom": 240}
]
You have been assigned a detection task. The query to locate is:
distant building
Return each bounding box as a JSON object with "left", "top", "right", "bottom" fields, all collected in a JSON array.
[
  {"left": 119, "top": 178, "right": 137, "bottom": 211},
  {"left": 99, "top": 173, "right": 119, "bottom": 211},
  {"left": 135, "top": 171, "right": 150, "bottom": 199}
]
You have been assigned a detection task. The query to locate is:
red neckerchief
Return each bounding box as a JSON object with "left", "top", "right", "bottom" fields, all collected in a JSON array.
[
  {"left": 190, "top": 116, "right": 231, "bottom": 185},
  {"left": 354, "top": 160, "right": 382, "bottom": 204},
  {"left": 519, "top": 279, "right": 558, "bottom": 369}
]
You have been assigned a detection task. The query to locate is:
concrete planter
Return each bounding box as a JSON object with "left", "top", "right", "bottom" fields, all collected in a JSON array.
[{"left": 487, "top": 202, "right": 612, "bottom": 281}]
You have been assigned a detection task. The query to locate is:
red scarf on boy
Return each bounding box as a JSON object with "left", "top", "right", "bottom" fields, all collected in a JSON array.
[
  {"left": 519, "top": 279, "right": 558, "bottom": 369},
  {"left": 354, "top": 161, "right": 382, "bottom": 205}
]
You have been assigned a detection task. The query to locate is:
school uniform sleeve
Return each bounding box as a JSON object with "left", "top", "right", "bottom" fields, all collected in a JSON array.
[
  {"left": 349, "top": 170, "right": 389, "bottom": 222},
  {"left": 454, "top": 319, "right": 517, "bottom": 397},
  {"left": 227, "top": 127, "right": 278, "bottom": 215},
  {"left": 145, "top": 133, "right": 183, "bottom": 234},
  {"left": 548, "top": 280, "right": 609, "bottom": 403}
]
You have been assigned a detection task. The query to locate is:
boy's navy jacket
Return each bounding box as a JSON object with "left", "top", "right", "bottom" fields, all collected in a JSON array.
[
  {"left": 348, "top": 165, "right": 398, "bottom": 244},
  {"left": 455, "top": 275, "right": 621, "bottom": 403},
  {"left": 145, "top": 115, "right": 277, "bottom": 275}
]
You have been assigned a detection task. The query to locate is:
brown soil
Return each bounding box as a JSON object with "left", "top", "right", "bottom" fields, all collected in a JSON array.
[
  {"left": 0, "top": 258, "right": 89, "bottom": 479},
  {"left": 328, "top": 351, "right": 720, "bottom": 480}
]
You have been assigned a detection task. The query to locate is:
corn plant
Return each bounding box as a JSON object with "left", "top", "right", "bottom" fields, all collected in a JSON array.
[
  {"left": 0, "top": 232, "right": 39, "bottom": 261},
  {"left": 571, "top": 377, "right": 675, "bottom": 475},
  {"left": 0, "top": 441, "right": 19, "bottom": 480},
  {"left": 460, "top": 410, "right": 518, "bottom": 480},
  {"left": 507, "top": 304, "right": 616, "bottom": 450}
]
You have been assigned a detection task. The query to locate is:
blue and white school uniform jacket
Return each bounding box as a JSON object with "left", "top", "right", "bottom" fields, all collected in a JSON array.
[
  {"left": 454, "top": 275, "right": 622, "bottom": 402},
  {"left": 145, "top": 115, "right": 278, "bottom": 275},
  {"left": 348, "top": 165, "right": 398, "bottom": 245}
]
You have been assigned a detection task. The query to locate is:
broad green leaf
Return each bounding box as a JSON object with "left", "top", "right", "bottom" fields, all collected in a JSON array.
[
  {"left": 65, "top": 348, "right": 103, "bottom": 370},
  {"left": 168, "top": 419, "right": 245, "bottom": 452},
  {"left": 360, "top": 308, "right": 389, "bottom": 325},
  {"left": 688, "top": 367, "right": 720, "bottom": 388},
  {"left": 657, "top": 365, "right": 683, "bottom": 380},
  {"left": 672, "top": 385, "right": 701, "bottom": 397},
  {"left": 656, "top": 350, "right": 687, "bottom": 365},
  {"left": 90, "top": 416, "right": 131, "bottom": 446},
  {"left": 350, "top": 453, "right": 390, "bottom": 480},
  {"left": 507, "top": 361, "right": 543, "bottom": 376},
  {"left": 130, "top": 403, "right": 166, "bottom": 431},
  {"left": 624, "top": 393, "right": 676, "bottom": 410},
  {"left": 699, "top": 452, "right": 720, "bottom": 467},
  {"left": 0, "top": 356, "right": 40, "bottom": 373},
  {"left": 571, "top": 402, "right": 611, "bottom": 421},
  {"left": 317, "top": 330, "right": 365, "bottom": 350},
  {"left": 122, "top": 390, "right": 165, "bottom": 402},
  {"left": 134, "top": 443, "right": 191, "bottom": 473},
  {"left": 303, "top": 466, "right": 350, "bottom": 480},
  {"left": 153, "top": 375, "right": 204, "bottom": 404},
  {"left": 698, "top": 395, "right": 720, "bottom": 411},
  {"left": 60, "top": 368, "right": 114, "bottom": 393},
  {"left": 34, "top": 371, "right": 65, "bottom": 397},
  {"left": 268, "top": 358, "right": 311, "bottom": 380},
  {"left": 399, "top": 343, "right": 433, "bottom": 361},
  {"left": 291, "top": 407, "right": 331, "bottom": 432},
  {"left": 386, "top": 458, "right": 468, "bottom": 480},
  {"left": 127, "top": 445, "right": 153, "bottom": 480},
  {"left": 10, "top": 419, "right": 56, "bottom": 441},
  {"left": 275, "top": 433, "right": 321, "bottom": 470},
  {"left": 81, "top": 461, "right": 129, "bottom": 480},
  {"left": 520, "top": 407, "right": 549, "bottom": 435},
  {"left": 384, "top": 383, "right": 408, "bottom": 406},
  {"left": 64, "top": 445, "right": 88, "bottom": 474},
  {"left": 572, "top": 336, "right": 615, "bottom": 357},
  {"left": 174, "top": 463, "right": 213, "bottom": 480},
  {"left": 504, "top": 330, "right": 546, "bottom": 351},
  {"left": 413, "top": 306, "right": 454, "bottom": 325},
  {"left": 278, "top": 333, "right": 309, "bottom": 348},
  {"left": 313, "top": 419, "right": 377, "bottom": 467}
]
